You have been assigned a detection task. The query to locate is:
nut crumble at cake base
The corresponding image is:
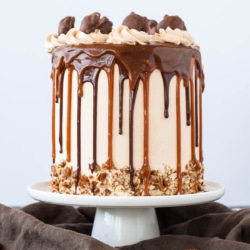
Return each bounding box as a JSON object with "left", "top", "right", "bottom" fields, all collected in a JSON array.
[{"left": 51, "top": 160, "right": 205, "bottom": 196}]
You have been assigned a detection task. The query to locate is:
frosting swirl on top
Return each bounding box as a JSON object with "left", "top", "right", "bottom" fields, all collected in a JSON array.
[
  {"left": 151, "top": 27, "right": 198, "bottom": 47},
  {"left": 45, "top": 34, "right": 67, "bottom": 52},
  {"left": 107, "top": 25, "right": 150, "bottom": 45},
  {"left": 45, "top": 29, "right": 109, "bottom": 52},
  {"left": 45, "top": 12, "right": 199, "bottom": 52},
  {"left": 65, "top": 28, "right": 108, "bottom": 45}
]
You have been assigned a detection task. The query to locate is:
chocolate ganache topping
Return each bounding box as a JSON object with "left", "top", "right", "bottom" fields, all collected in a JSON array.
[{"left": 49, "top": 12, "right": 204, "bottom": 195}]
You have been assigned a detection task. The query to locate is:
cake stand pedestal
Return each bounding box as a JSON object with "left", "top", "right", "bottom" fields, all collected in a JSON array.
[
  {"left": 28, "top": 181, "right": 224, "bottom": 247},
  {"left": 92, "top": 207, "right": 159, "bottom": 246}
]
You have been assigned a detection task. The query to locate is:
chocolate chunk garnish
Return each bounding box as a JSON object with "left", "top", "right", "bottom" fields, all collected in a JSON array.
[
  {"left": 122, "top": 12, "right": 148, "bottom": 32},
  {"left": 80, "top": 12, "right": 101, "bottom": 34},
  {"left": 58, "top": 16, "right": 75, "bottom": 35},
  {"left": 157, "top": 15, "right": 187, "bottom": 31},
  {"left": 96, "top": 16, "right": 113, "bottom": 34}
]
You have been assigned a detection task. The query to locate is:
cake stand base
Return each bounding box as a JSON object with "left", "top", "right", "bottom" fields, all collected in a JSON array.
[
  {"left": 92, "top": 207, "right": 159, "bottom": 246},
  {"left": 28, "top": 181, "right": 224, "bottom": 247}
]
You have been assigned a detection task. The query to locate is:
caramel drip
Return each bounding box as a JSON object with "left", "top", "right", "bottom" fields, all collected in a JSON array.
[
  {"left": 91, "top": 70, "right": 99, "bottom": 173},
  {"left": 193, "top": 60, "right": 204, "bottom": 163},
  {"left": 199, "top": 74, "right": 203, "bottom": 163},
  {"left": 104, "top": 68, "right": 114, "bottom": 170},
  {"left": 194, "top": 68, "right": 199, "bottom": 147},
  {"left": 176, "top": 76, "right": 182, "bottom": 194},
  {"left": 76, "top": 77, "right": 82, "bottom": 192},
  {"left": 140, "top": 73, "right": 151, "bottom": 196},
  {"left": 51, "top": 69, "right": 57, "bottom": 161},
  {"left": 190, "top": 59, "right": 196, "bottom": 160},
  {"left": 189, "top": 58, "right": 201, "bottom": 192},
  {"left": 66, "top": 68, "right": 73, "bottom": 162}
]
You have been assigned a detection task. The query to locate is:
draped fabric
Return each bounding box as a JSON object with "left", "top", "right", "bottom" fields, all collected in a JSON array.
[{"left": 1, "top": 202, "right": 250, "bottom": 249}]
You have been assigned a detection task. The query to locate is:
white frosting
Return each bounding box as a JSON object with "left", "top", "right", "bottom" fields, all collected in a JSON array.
[
  {"left": 107, "top": 25, "right": 150, "bottom": 45},
  {"left": 45, "top": 34, "right": 67, "bottom": 52},
  {"left": 45, "top": 26, "right": 198, "bottom": 52},
  {"left": 55, "top": 67, "right": 202, "bottom": 173},
  {"left": 151, "top": 27, "right": 198, "bottom": 48},
  {"left": 65, "top": 28, "right": 108, "bottom": 45}
]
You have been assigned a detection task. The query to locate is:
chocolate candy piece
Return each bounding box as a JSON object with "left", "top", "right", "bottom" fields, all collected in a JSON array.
[
  {"left": 80, "top": 12, "right": 101, "bottom": 34},
  {"left": 122, "top": 12, "right": 148, "bottom": 32},
  {"left": 96, "top": 16, "right": 113, "bottom": 34},
  {"left": 58, "top": 16, "right": 75, "bottom": 35},
  {"left": 80, "top": 12, "right": 113, "bottom": 34},
  {"left": 157, "top": 15, "right": 186, "bottom": 31}
]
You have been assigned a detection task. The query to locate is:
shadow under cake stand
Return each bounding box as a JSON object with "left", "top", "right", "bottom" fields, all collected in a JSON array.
[{"left": 28, "top": 181, "right": 224, "bottom": 247}]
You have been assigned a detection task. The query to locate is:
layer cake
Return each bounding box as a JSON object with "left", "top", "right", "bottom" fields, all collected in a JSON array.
[{"left": 46, "top": 12, "right": 205, "bottom": 196}]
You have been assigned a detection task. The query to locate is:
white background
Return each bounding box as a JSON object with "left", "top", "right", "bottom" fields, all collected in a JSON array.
[{"left": 0, "top": 0, "right": 250, "bottom": 207}]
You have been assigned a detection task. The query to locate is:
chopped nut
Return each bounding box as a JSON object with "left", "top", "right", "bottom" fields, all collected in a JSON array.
[
  {"left": 97, "top": 172, "right": 107, "bottom": 182},
  {"left": 78, "top": 175, "right": 89, "bottom": 188}
]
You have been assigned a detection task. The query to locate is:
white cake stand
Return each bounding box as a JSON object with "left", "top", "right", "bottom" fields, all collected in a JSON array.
[{"left": 28, "top": 181, "right": 224, "bottom": 247}]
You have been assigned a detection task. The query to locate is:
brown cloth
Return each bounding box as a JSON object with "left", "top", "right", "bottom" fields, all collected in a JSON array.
[{"left": 1, "top": 202, "right": 250, "bottom": 249}]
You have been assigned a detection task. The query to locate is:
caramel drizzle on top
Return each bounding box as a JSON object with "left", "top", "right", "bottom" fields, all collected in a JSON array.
[{"left": 51, "top": 43, "right": 204, "bottom": 195}]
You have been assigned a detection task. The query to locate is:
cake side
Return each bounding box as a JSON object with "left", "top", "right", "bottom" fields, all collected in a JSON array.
[{"left": 47, "top": 12, "right": 205, "bottom": 196}]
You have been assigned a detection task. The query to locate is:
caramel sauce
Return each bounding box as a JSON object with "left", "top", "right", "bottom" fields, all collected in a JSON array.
[
  {"left": 51, "top": 70, "right": 57, "bottom": 161},
  {"left": 106, "top": 67, "right": 115, "bottom": 170},
  {"left": 176, "top": 76, "right": 182, "bottom": 193},
  {"left": 66, "top": 68, "right": 73, "bottom": 162}
]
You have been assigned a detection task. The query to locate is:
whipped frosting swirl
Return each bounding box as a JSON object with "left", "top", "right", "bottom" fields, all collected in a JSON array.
[
  {"left": 107, "top": 25, "right": 150, "bottom": 45},
  {"left": 46, "top": 29, "right": 109, "bottom": 52},
  {"left": 65, "top": 28, "right": 108, "bottom": 45},
  {"left": 45, "top": 34, "right": 67, "bottom": 52},
  {"left": 46, "top": 26, "right": 198, "bottom": 52},
  {"left": 151, "top": 27, "right": 198, "bottom": 48}
]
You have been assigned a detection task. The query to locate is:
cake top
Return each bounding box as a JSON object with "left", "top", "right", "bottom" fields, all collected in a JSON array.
[{"left": 46, "top": 12, "right": 198, "bottom": 52}]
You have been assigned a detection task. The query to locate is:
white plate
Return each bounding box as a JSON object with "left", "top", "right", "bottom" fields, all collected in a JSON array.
[{"left": 28, "top": 180, "right": 224, "bottom": 208}]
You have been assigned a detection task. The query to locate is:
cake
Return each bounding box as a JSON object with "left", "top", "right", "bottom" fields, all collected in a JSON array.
[{"left": 46, "top": 12, "right": 205, "bottom": 196}]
